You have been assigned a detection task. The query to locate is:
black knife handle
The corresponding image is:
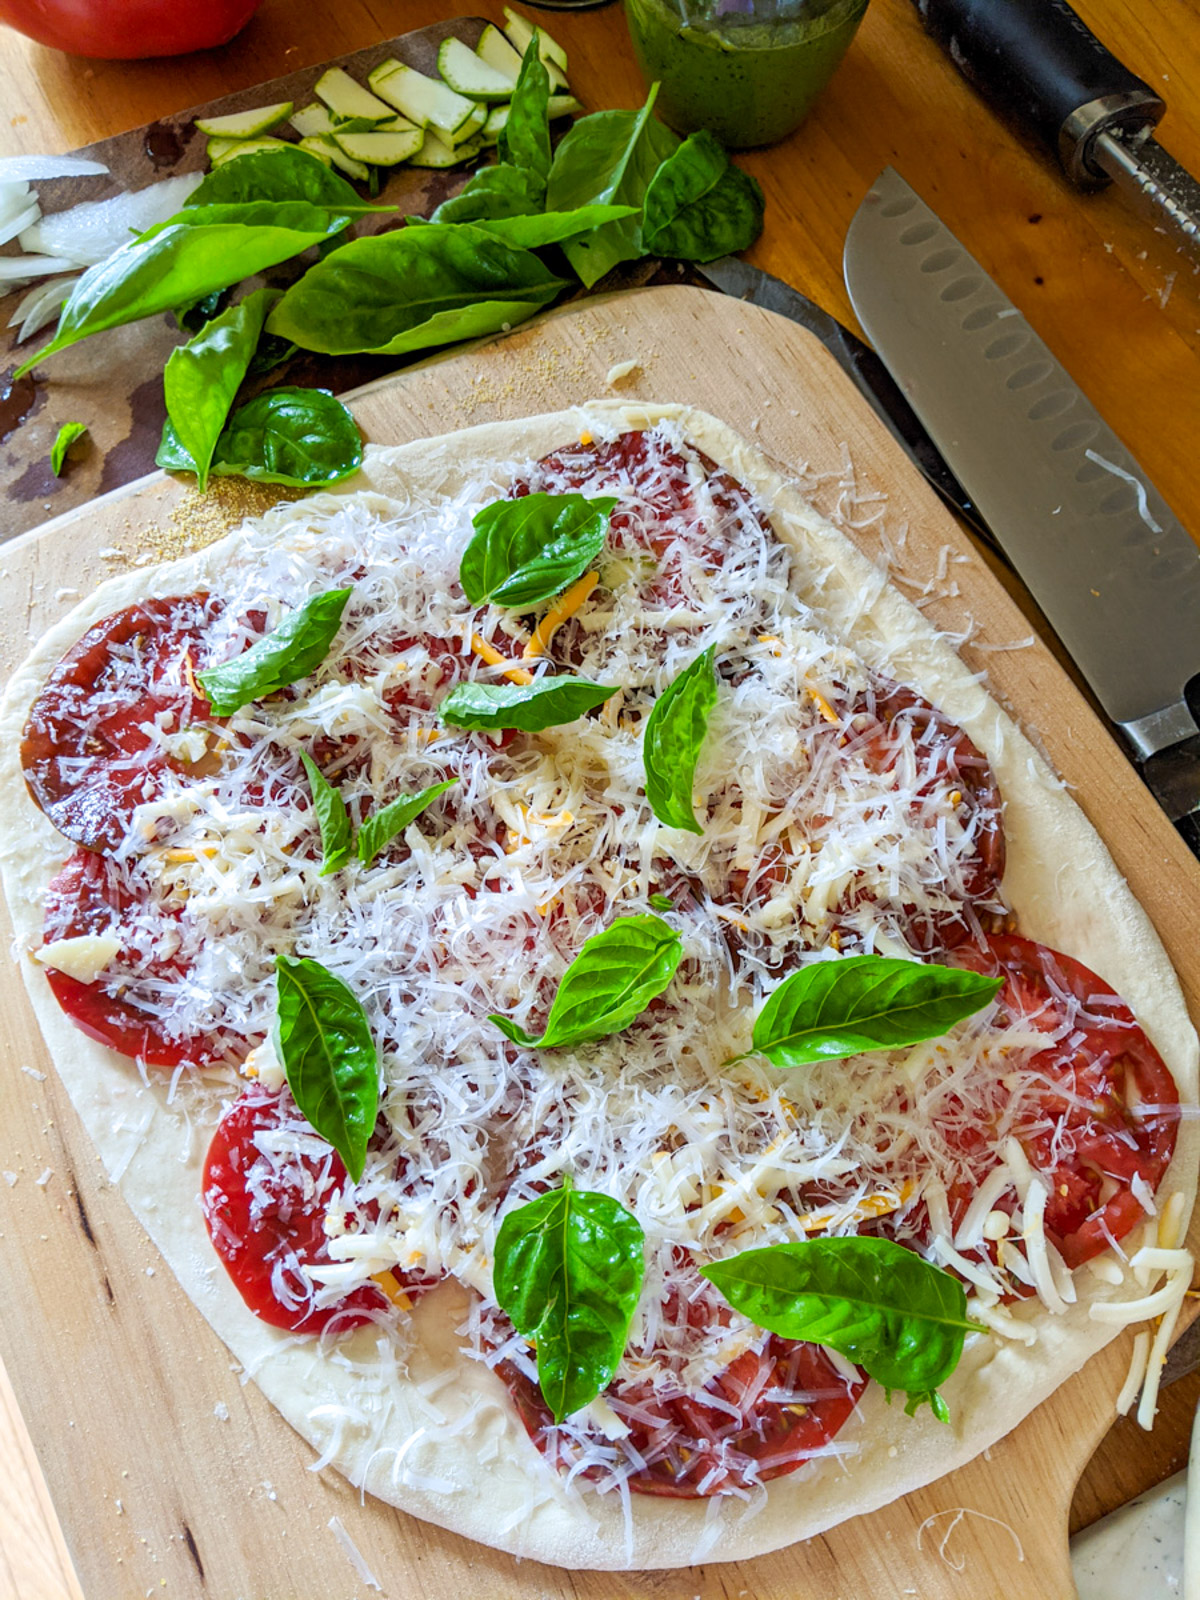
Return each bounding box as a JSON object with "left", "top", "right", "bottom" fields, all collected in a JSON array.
[{"left": 914, "top": 0, "right": 1165, "bottom": 187}]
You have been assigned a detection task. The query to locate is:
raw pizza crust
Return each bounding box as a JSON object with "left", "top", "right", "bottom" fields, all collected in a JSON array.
[{"left": 0, "top": 402, "right": 1195, "bottom": 1571}]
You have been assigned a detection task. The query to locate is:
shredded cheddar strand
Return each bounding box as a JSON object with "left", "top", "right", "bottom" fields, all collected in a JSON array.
[
  {"left": 370, "top": 1269, "right": 412, "bottom": 1311},
  {"left": 468, "top": 632, "right": 534, "bottom": 686},
  {"left": 805, "top": 682, "right": 841, "bottom": 726},
  {"left": 797, "top": 1180, "right": 916, "bottom": 1234},
  {"left": 522, "top": 571, "right": 599, "bottom": 659}
]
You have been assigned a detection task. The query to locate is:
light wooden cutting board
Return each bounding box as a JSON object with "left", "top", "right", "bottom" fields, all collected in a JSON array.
[{"left": 1, "top": 285, "right": 1198, "bottom": 1600}]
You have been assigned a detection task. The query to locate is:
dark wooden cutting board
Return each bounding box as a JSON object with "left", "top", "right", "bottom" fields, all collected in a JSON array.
[{"left": 0, "top": 14, "right": 504, "bottom": 540}]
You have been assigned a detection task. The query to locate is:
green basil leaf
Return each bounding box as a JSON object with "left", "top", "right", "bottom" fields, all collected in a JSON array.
[
  {"left": 439, "top": 676, "right": 616, "bottom": 732},
  {"left": 490, "top": 913, "right": 682, "bottom": 1049},
  {"left": 144, "top": 200, "right": 355, "bottom": 238},
  {"left": 461, "top": 492, "right": 616, "bottom": 607},
  {"left": 16, "top": 217, "right": 343, "bottom": 377},
  {"left": 163, "top": 287, "right": 278, "bottom": 492},
  {"left": 701, "top": 1236, "right": 983, "bottom": 1420},
  {"left": 356, "top": 778, "right": 457, "bottom": 868},
  {"left": 643, "top": 646, "right": 718, "bottom": 834},
  {"left": 498, "top": 37, "right": 551, "bottom": 188},
  {"left": 184, "top": 145, "right": 390, "bottom": 214},
  {"left": 545, "top": 88, "right": 680, "bottom": 287},
  {"left": 468, "top": 205, "right": 640, "bottom": 250},
  {"left": 266, "top": 225, "right": 567, "bottom": 357},
  {"left": 299, "top": 752, "right": 352, "bottom": 876},
  {"left": 641, "top": 129, "right": 765, "bottom": 264},
  {"left": 197, "top": 587, "right": 352, "bottom": 716},
  {"left": 648, "top": 893, "right": 674, "bottom": 911},
  {"left": 752, "top": 955, "right": 1003, "bottom": 1068},
  {"left": 274, "top": 954, "right": 378, "bottom": 1184},
  {"left": 494, "top": 1177, "right": 645, "bottom": 1423},
  {"left": 158, "top": 387, "right": 363, "bottom": 489},
  {"left": 431, "top": 163, "right": 544, "bottom": 225},
  {"left": 177, "top": 288, "right": 226, "bottom": 334},
  {"left": 49, "top": 421, "right": 87, "bottom": 476}
]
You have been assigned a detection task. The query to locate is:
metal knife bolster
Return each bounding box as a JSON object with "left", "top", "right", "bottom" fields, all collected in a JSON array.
[{"left": 843, "top": 169, "right": 1200, "bottom": 825}]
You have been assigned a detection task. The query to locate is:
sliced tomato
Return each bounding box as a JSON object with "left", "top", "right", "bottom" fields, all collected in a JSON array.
[
  {"left": 496, "top": 1285, "right": 863, "bottom": 1498},
  {"left": 953, "top": 933, "right": 1179, "bottom": 1269},
  {"left": 833, "top": 675, "right": 1006, "bottom": 953},
  {"left": 201, "top": 1087, "right": 434, "bottom": 1334},
  {"left": 21, "top": 594, "right": 223, "bottom": 853},
  {"left": 40, "top": 847, "right": 236, "bottom": 1069}
]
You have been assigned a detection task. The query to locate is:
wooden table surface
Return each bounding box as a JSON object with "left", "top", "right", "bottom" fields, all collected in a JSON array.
[{"left": 1, "top": 1, "right": 1198, "bottom": 1595}]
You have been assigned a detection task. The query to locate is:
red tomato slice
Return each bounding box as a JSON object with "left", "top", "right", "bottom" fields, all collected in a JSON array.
[
  {"left": 497, "top": 1318, "right": 863, "bottom": 1498},
  {"left": 954, "top": 933, "right": 1179, "bottom": 1269},
  {"left": 201, "top": 1088, "right": 430, "bottom": 1334},
  {"left": 21, "top": 594, "right": 222, "bottom": 853},
  {"left": 40, "top": 847, "right": 236, "bottom": 1069}
]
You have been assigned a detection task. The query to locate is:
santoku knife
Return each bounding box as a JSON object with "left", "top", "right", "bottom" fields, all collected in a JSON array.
[
  {"left": 843, "top": 167, "right": 1200, "bottom": 857},
  {"left": 914, "top": 0, "right": 1200, "bottom": 261}
]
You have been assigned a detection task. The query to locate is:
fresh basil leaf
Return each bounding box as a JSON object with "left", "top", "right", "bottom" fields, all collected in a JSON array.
[
  {"left": 274, "top": 954, "right": 378, "bottom": 1184},
  {"left": 143, "top": 200, "right": 355, "bottom": 238},
  {"left": 356, "top": 778, "right": 457, "bottom": 868},
  {"left": 461, "top": 492, "right": 616, "bottom": 607},
  {"left": 184, "top": 145, "right": 390, "bottom": 215},
  {"left": 16, "top": 217, "right": 342, "bottom": 377},
  {"left": 432, "top": 163, "right": 544, "bottom": 225},
  {"left": 49, "top": 421, "right": 87, "bottom": 476},
  {"left": 498, "top": 37, "right": 551, "bottom": 189},
  {"left": 701, "top": 1236, "right": 983, "bottom": 1420},
  {"left": 641, "top": 129, "right": 765, "bottom": 264},
  {"left": 545, "top": 88, "right": 680, "bottom": 287},
  {"left": 197, "top": 587, "right": 352, "bottom": 716},
  {"left": 163, "top": 287, "right": 278, "bottom": 492},
  {"left": 469, "top": 205, "right": 639, "bottom": 250},
  {"left": 494, "top": 1177, "right": 645, "bottom": 1423},
  {"left": 648, "top": 893, "right": 674, "bottom": 912},
  {"left": 439, "top": 676, "right": 616, "bottom": 732},
  {"left": 158, "top": 387, "right": 362, "bottom": 489},
  {"left": 177, "top": 288, "right": 225, "bottom": 333},
  {"left": 752, "top": 956, "right": 1003, "bottom": 1068},
  {"left": 490, "top": 913, "right": 682, "bottom": 1049},
  {"left": 643, "top": 646, "right": 718, "bottom": 834},
  {"left": 299, "top": 752, "right": 352, "bottom": 876},
  {"left": 266, "top": 225, "right": 567, "bottom": 357}
]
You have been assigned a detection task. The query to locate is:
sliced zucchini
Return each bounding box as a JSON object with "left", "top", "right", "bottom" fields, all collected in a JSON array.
[
  {"left": 548, "top": 93, "right": 584, "bottom": 119},
  {"left": 196, "top": 101, "right": 293, "bottom": 139},
  {"left": 296, "top": 136, "right": 335, "bottom": 168},
  {"left": 206, "top": 136, "right": 244, "bottom": 163},
  {"left": 314, "top": 67, "right": 395, "bottom": 123},
  {"left": 481, "top": 103, "right": 509, "bottom": 145},
  {"left": 502, "top": 8, "right": 569, "bottom": 87},
  {"left": 334, "top": 127, "right": 425, "bottom": 166},
  {"left": 305, "top": 134, "right": 370, "bottom": 182},
  {"left": 209, "top": 136, "right": 292, "bottom": 167},
  {"left": 451, "top": 103, "right": 488, "bottom": 147},
  {"left": 476, "top": 23, "right": 522, "bottom": 84},
  {"left": 437, "top": 37, "right": 515, "bottom": 102},
  {"left": 375, "top": 113, "right": 419, "bottom": 134},
  {"left": 409, "top": 126, "right": 484, "bottom": 169},
  {"left": 368, "top": 60, "right": 477, "bottom": 137},
  {"left": 290, "top": 102, "right": 339, "bottom": 139}
]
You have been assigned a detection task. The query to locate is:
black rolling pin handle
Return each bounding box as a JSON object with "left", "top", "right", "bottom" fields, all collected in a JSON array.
[{"left": 914, "top": 0, "right": 1165, "bottom": 188}]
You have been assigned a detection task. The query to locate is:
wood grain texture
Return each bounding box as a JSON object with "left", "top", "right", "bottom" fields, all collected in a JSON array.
[{"left": 0, "top": 284, "right": 1197, "bottom": 1599}]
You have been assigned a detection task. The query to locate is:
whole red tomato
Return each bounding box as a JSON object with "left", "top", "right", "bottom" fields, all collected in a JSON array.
[{"left": 0, "top": 0, "right": 261, "bottom": 58}]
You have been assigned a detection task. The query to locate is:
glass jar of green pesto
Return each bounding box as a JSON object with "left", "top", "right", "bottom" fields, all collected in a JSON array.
[{"left": 624, "top": 0, "right": 870, "bottom": 148}]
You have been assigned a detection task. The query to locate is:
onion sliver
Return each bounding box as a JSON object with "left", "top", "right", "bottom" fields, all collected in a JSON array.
[
  {"left": 0, "top": 200, "right": 40, "bottom": 251},
  {"left": 0, "top": 255, "right": 82, "bottom": 290},
  {"left": 0, "top": 155, "right": 108, "bottom": 183},
  {"left": 18, "top": 172, "right": 204, "bottom": 267},
  {"left": 8, "top": 277, "right": 78, "bottom": 342}
]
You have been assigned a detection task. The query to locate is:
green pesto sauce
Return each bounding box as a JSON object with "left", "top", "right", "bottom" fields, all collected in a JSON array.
[{"left": 625, "top": 0, "right": 869, "bottom": 148}]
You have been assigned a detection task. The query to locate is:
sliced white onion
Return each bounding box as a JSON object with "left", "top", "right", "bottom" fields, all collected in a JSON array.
[
  {"left": 7, "top": 276, "right": 77, "bottom": 341},
  {"left": 0, "top": 155, "right": 108, "bottom": 182},
  {"left": 18, "top": 171, "right": 204, "bottom": 266},
  {"left": 0, "top": 181, "right": 32, "bottom": 230},
  {"left": 0, "top": 199, "right": 41, "bottom": 251},
  {"left": 0, "top": 255, "right": 82, "bottom": 290}
]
